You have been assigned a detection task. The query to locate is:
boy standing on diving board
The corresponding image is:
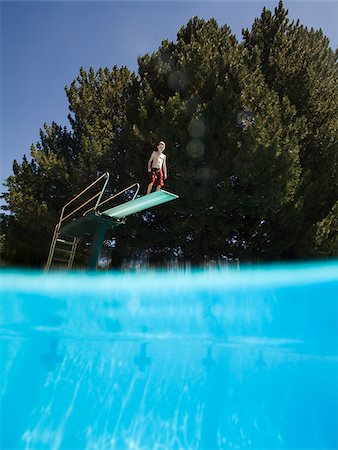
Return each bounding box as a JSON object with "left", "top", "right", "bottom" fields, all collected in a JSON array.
[{"left": 147, "top": 141, "right": 167, "bottom": 194}]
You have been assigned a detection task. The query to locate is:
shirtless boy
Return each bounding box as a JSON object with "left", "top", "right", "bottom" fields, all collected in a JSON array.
[{"left": 147, "top": 141, "right": 167, "bottom": 194}]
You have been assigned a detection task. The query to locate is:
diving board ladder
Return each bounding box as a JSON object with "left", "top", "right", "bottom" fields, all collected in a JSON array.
[
  {"left": 45, "top": 172, "right": 178, "bottom": 270},
  {"left": 45, "top": 172, "right": 111, "bottom": 270},
  {"left": 46, "top": 235, "right": 79, "bottom": 270}
]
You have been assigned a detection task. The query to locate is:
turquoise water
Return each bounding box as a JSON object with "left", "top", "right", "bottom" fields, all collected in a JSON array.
[{"left": 1, "top": 262, "right": 338, "bottom": 450}]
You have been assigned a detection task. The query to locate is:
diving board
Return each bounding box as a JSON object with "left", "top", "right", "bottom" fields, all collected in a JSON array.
[
  {"left": 59, "top": 190, "right": 179, "bottom": 238},
  {"left": 50, "top": 187, "right": 179, "bottom": 270},
  {"left": 102, "top": 189, "right": 179, "bottom": 219}
]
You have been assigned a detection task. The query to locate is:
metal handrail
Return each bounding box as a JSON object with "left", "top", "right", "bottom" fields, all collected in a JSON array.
[
  {"left": 62, "top": 191, "right": 101, "bottom": 222},
  {"left": 57, "top": 172, "right": 110, "bottom": 229},
  {"left": 82, "top": 183, "right": 140, "bottom": 217}
]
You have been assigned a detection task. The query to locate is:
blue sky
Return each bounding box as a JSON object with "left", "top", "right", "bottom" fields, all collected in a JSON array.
[{"left": 1, "top": 1, "right": 337, "bottom": 196}]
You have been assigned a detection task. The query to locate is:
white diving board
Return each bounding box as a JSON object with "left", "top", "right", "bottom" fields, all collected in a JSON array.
[{"left": 102, "top": 189, "right": 179, "bottom": 219}]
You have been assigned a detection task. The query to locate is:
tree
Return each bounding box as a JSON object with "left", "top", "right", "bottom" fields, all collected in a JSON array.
[
  {"left": 315, "top": 201, "right": 338, "bottom": 257},
  {"left": 242, "top": 0, "right": 338, "bottom": 256},
  {"left": 1, "top": 66, "right": 135, "bottom": 266},
  {"left": 1, "top": 123, "right": 75, "bottom": 265},
  {"left": 65, "top": 66, "right": 136, "bottom": 188}
]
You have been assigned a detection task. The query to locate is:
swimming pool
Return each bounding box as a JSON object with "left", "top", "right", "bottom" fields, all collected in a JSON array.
[{"left": 1, "top": 262, "right": 338, "bottom": 449}]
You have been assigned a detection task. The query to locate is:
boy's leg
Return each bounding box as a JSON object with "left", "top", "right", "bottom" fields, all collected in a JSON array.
[
  {"left": 147, "top": 170, "right": 155, "bottom": 194},
  {"left": 156, "top": 169, "right": 164, "bottom": 191},
  {"left": 147, "top": 182, "right": 153, "bottom": 194}
]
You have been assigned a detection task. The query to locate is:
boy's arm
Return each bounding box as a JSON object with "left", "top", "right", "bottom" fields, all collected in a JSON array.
[
  {"left": 163, "top": 155, "right": 167, "bottom": 179},
  {"left": 148, "top": 152, "right": 154, "bottom": 171}
]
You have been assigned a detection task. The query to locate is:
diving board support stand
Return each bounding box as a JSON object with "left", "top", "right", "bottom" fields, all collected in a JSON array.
[
  {"left": 88, "top": 221, "right": 109, "bottom": 269},
  {"left": 45, "top": 182, "right": 178, "bottom": 270}
]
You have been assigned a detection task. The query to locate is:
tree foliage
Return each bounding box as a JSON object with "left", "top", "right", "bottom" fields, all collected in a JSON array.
[
  {"left": 242, "top": 1, "right": 338, "bottom": 256},
  {"left": 1, "top": 2, "right": 337, "bottom": 266}
]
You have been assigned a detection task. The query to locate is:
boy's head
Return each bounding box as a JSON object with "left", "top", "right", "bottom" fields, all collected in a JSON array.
[{"left": 157, "top": 141, "right": 166, "bottom": 152}]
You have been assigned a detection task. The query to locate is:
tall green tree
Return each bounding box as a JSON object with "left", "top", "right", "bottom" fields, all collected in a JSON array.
[
  {"left": 1, "top": 66, "right": 135, "bottom": 266},
  {"left": 65, "top": 66, "right": 136, "bottom": 189},
  {"left": 242, "top": 0, "right": 338, "bottom": 256},
  {"left": 1, "top": 123, "right": 75, "bottom": 264}
]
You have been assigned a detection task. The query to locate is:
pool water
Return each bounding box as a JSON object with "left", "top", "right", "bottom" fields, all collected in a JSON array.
[{"left": 1, "top": 262, "right": 338, "bottom": 449}]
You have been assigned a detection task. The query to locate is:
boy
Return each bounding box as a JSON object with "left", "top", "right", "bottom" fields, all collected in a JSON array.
[{"left": 147, "top": 141, "right": 167, "bottom": 194}]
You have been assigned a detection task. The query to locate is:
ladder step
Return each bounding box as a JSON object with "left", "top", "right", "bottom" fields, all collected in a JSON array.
[
  {"left": 53, "top": 257, "right": 70, "bottom": 263},
  {"left": 56, "top": 238, "right": 76, "bottom": 245},
  {"left": 54, "top": 248, "right": 72, "bottom": 254}
]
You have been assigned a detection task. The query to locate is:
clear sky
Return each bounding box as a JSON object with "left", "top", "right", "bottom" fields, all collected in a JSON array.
[{"left": 1, "top": 1, "right": 337, "bottom": 195}]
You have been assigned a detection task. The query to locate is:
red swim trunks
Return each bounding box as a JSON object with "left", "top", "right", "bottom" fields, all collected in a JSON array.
[{"left": 150, "top": 168, "right": 164, "bottom": 188}]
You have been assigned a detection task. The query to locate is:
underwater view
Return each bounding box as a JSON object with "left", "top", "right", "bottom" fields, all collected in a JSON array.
[{"left": 1, "top": 262, "right": 338, "bottom": 450}]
